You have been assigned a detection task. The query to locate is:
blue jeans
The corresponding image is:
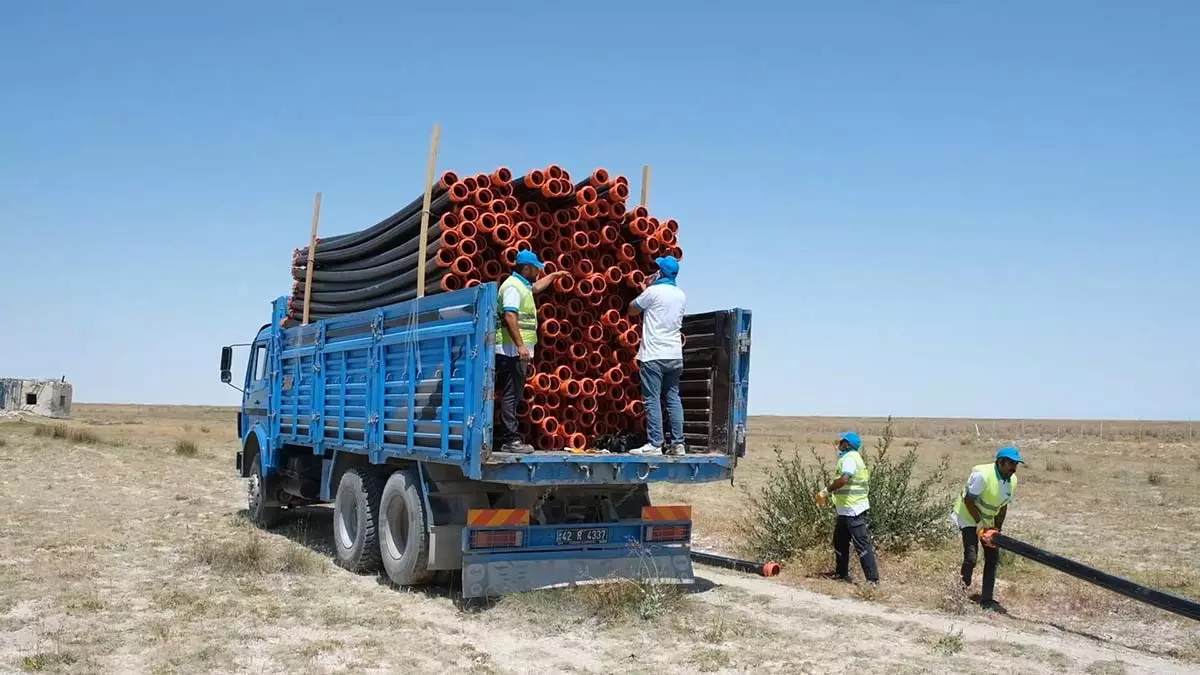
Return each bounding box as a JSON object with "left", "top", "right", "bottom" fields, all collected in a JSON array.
[{"left": 639, "top": 359, "right": 684, "bottom": 447}]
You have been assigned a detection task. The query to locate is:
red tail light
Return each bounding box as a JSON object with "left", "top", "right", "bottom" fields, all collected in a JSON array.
[
  {"left": 469, "top": 530, "right": 524, "bottom": 549},
  {"left": 645, "top": 525, "right": 691, "bottom": 543}
]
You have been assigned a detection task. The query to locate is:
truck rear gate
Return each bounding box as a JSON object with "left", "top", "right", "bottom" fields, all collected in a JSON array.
[{"left": 228, "top": 282, "right": 751, "bottom": 596}]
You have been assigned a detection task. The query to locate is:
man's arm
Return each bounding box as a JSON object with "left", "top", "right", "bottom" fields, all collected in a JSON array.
[
  {"left": 628, "top": 288, "right": 651, "bottom": 317},
  {"left": 825, "top": 474, "right": 850, "bottom": 493},
  {"left": 532, "top": 270, "right": 568, "bottom": 294},
  {"left": 994, "top": 504, "right": 1007, "bottom": 531}
]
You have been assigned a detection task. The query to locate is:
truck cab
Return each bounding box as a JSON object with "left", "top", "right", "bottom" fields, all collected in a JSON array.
[{"left": 221, "top": 283, "right": 751, "bottom": 597}]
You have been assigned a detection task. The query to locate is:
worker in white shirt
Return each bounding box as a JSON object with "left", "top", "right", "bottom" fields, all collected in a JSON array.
[
  {"left": 628, "top": 256, "right": 687, "bottom": 456},
  {"left": 817, "top": 431, "right": 880, "bottom": 583}
]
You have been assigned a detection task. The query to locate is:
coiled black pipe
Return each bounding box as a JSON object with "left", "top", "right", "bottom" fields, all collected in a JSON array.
[
  {"left": 293, "top": 240, "right": 444, "bottom": 284},
  {"left": 294, "top": 260, "right": 442, "bottom": 303},
  {"left": 298, "top": 189, "right": 454, "bottom": 265},
  {"left": 289, "top": 279, "right": 446, "bottom": 317}
]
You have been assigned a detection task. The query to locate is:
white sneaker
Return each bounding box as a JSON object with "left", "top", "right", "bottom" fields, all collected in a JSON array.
[
  {"left": 628, "top": 443, "right": 662, "bottom": 456},
  {"left": 665, "top": 444, "right": 686, "bottom": 456}
]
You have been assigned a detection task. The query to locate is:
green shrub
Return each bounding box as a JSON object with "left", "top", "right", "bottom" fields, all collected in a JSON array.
[{"left": 740, "top": 418, "right": 955, "bottom": 561}]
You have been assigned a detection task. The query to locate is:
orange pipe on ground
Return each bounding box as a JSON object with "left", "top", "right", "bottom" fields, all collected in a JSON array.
[
  {"left": 596, "top": 200, "right": 611, "bottom": 219},
  {"left": 577, "top": 278, "right": 594, "bottom": 297},
  {"left": 475, "top": 173, "right": 490, "bottom": 187},
  {"left": 458, "top": 220, "right": 478, "bottom": 240},
  {"left": 571, "top": 359, "right": 589, "bottom": 378},
  {"left": 616, "top": 318, "right": 632, "bottom": 334},
  {"left": 587, "top": 351, "right": 604, "bottom": 370},
  {"left": 532, "top": 373, "right": 552, "bottom": 392},
  {"left": 463, "top": 177, "right": 478, "bottom": 192},
  {"left": 630, "top": 218, "right": 652, "bottom": 238},
  {"left": 464, "top": 279, "right": 480, "bottom": 288},
  {"left": 490, "top": 200, "right": 507, "bottom": 215},
  {"left": 493, "top": 183, "right": 514, "bottom": 198},
  {"left": 542, "top": 318, "right": 561, "bottom": 339},
  {"left": 631, "top": 206, "right": 649, "bottom": 219},
  {"left": 567, "top": 206, "right": 581, "bottom": 225},
  {"left": 587, "top": 231, "right": 602, "bottom": 248},
  {"left": 536, "top": 212, "right": 553, "bottom": 230},
  {"left": 540, "top": 417, "right": 560, "bottom": 436},
  {"left": 612, "top": 183, "right": 630, "bottom": 200},
  {"left": 567, "top": 298, "right": 585, "bottom": 317},
  {"left": 593, "top": 381, "right": 609, "bottom": 400},
  {"left": 524, "top": 169, "right": 546, "bottom": 188},
  {"left": 580, "top": 202, "right": 600, "bottom": 221},
  {"left": 553, "top": 365, "right": 571, "bottom": 382},
  {"left": 598, "top": 253, "right": 616, "bottom": 269},
  {"left": 656, "top": 229, "right": 677, "bottom": 246},
  {"left": 495, "top": 213, "right": 513, "bottom": 228},
  {"left": 626, "top": 270, "right": 646, "bottom": 288},
  {"left": 605, "top": 367, "right": 625, "bottom": 386},
  {"left": 554, "top": 209, "right": 572, "bottom": 227},
  {"left": 547, "top": 165, "right": 564, "bottom": 180},
  {"left": 640, "top": 238, "right": 662, "bottom": 256},
  {"left": 589, "top": 275, "right": 607, "bottom": 296},
  {"left": 579, "top": 411, "right": 597, "bottom": 429},
  {"left": 540, "top": 182, "right": 557, "bottom": 199},
  {"left": 575, "top": 259, "right": 594, "bottom": 277}
]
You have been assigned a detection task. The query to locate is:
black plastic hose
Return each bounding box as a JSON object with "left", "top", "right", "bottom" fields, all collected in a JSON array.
[
  {"left": 301, "top": 191, "right": 454, "bottom": 266},
  {"left": 294, "top": 260, "right": 442, "bottom": 303},
  {"left": 289, "top": 279, "right": 446, "bottom": 316}
]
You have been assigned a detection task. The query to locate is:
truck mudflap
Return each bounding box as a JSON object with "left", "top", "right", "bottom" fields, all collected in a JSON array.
[{"left": 460, "top": 507, "right": 694, "bottom": 599}]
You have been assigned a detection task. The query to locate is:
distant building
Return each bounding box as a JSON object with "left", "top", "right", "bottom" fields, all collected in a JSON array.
[{"left": 0, "top": 378, "right": 73, "bottom": 418}]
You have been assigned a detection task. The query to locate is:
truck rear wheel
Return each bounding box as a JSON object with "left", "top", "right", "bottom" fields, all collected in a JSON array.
[
  {"left": 332, "top": 468, "right": 383, "bottom": 573},
  {"left": 379, "top": 469, "right": 434, "bottom": 587},
  {"left": 248, "top": 453, "right": 281, "bottom": 529}
]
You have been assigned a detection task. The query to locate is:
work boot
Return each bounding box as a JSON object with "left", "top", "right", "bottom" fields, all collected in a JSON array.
[
  {"left": 500, "top": 440, "right": 534, "bottom": 455},
  {"left": 980, "top": 600, "right": 1007, "bottom": 614},
  {"left": 665, "top": 444, "right": 686, "bottom": 456},
  {"left": 629, "top": 443, "right": 662, "bottom": 456}
]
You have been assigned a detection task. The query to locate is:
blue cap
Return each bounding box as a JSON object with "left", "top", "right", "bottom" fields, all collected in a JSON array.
[
  {"left": 514, "top": 250, "right": 545, "bottom": 269},
  {"left": 995, "top": 446, "right": 1024, "bottom": 463},
  {"left": 839, "top": 431, "right": 862, "bottom": 450},
  {"left": 655, "top": 256, "right": 680, "bottom": 277}
]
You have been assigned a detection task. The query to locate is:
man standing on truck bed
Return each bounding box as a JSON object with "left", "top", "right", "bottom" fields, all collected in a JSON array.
[
  {"left": 496, "top": 249, "right": 568, "bottom": 454},
  {"left": 628, "top": 256, "right": 687, "bottom": 456}
]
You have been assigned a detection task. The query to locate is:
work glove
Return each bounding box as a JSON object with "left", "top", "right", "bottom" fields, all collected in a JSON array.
[
  {"left": 977, "top": 527, "right": 999, "bottom": 548},
  {"left": 815, "top": 489, "right": 828, "bottom": 507}
]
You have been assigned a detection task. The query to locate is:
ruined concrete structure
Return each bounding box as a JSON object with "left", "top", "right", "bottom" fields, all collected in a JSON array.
[{"left": 0, "top": 378, "right": 73, "bottom": 418}]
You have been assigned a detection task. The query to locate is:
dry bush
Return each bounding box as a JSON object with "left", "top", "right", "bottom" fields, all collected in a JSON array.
[
  {"left": 174, "top": 439, "right": 199, "bottom": 457},
  {"left": 1147, "top": 471, "right": 1166, "bottom": 486},
  {"left": 32, "top": 424, "right": 100, "bottom": 444},
  {"left": 740, "top": 418, "right": 955, "bottom": 561},
  {"left": 0, "top": 437, "right": 7, "bottom": 448},
  {"left": 933, "top": 625, "right": 964, "bottom": 656},
  {"left": 21, "top": 651, "right": 77, "bottom": 671},
  {"left": 200, "top": 426, "right": 211, "bottom": 434},
  {"left": 192, "top": 530, "right": 323, "bottom": 576}
]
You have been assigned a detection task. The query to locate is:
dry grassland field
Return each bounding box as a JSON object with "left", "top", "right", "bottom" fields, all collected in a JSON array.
[{"left": 1, "top": 405, "right": 1198, "bottom": 674}]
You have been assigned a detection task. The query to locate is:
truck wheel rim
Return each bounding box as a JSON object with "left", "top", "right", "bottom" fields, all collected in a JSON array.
[
  {"left": 335, "top": 490, "right": 358, "bottom": 549},
  {"left": 248, "top": 473, "right": 262, "bottom": 512},
  {"left": 384, "top": 495, "right": 409, "bottom": 561}
]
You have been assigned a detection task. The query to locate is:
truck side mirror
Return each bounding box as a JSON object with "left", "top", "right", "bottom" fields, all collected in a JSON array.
[{"left": 220, "top": 346, "right": 233, "bottom": 384}]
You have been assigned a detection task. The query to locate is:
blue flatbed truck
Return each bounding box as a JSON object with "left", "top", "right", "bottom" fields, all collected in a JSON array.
[{"left": 219, "top": 282, "right": 751, "bottom": 597}]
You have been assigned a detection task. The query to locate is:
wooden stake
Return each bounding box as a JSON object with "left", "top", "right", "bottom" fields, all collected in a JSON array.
[
  {"left": 301, "top": 191, "right": 322, "bottom": 325},
  {"left": 640, "top": 164, "right": 652, "bottom": 207},
  {"left": 416, "top": 123, "right": 442, "bottom": 299}
]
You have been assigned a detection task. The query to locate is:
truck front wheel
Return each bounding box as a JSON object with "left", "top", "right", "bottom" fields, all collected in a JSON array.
[
  {"left": 332, "top": 468, "right": 383, "bottom": 573},
  {"left": 248, "top": 454, "right": 281, "bottom": 529},
  {"left": 379, "top": 469, "right": 433, "bottom": 587}
]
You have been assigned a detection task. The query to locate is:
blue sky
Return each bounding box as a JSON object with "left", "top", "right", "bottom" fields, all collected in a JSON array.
[{"left": 1, "top": 3, "right": 1197, "bottom": 419}]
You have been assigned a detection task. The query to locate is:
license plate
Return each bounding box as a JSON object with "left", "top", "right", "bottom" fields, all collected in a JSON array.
[{"left": 555, "top": 527, "right": 609, "bottom": 546}]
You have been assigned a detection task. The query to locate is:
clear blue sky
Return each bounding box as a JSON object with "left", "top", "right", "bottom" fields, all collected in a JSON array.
[{"left": 2, "top": 3, "right": 1197, "bottom": 420}]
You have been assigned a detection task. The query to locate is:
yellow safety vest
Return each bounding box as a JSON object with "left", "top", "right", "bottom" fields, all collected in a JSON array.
[
  {"left": 831, "top": 450, "right": 870, "bottom": 510},
  {"left": 497, "top": 275, "right": 538, "bottom": 349},
  {"left": 953, "top": 463, "right": 1017, "bottom": 527}
]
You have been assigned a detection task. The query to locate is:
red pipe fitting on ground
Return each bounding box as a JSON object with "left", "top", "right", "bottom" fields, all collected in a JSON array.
[
  {"left": 587, "top": 351, "right": 604, "bottom": 370},
  {"left": 463, "top": 177, "right": 479, "bottom": 192},
  {"left": 522, "top": 202, "right": 541, "bottom": 219},
  {"left": 610, "top": 202, "right": 627, "bottom": 219},
  {"left": 540, "top": 417, "right": 560, "bottom": 437},
  {"left": 589, "top": 168, "right": 610, "bottom": 187},
  {"left": 575, "top": 259, "right": 594, "bottom": 277},
  {"left": 630, "top": 218, "right": 652, "bottom": 238},
  {"left": 571, "top": 231, "right": 590, "bottom": 250},
  {"left": 617, "top": 243, "right": 637, "bottom": 263},
  {"left": 605, "top": 367, "right": 625, "bottom": 386},
  {"left": 503, "top": 196, "right": 519, "bottom": 212},
  {"left": 594, "top": 381, "right": 609, "bottom": 400},
  {"left": 529, "top": 405, "right": 547, "bottom": 424},
  {"left": 600, "top": 225, "right": 619, "bottom": 246},
  {"left": 576, "top": 277, "right": 594, "bottom": 298},
  {"left": 501, "top": 247, "right": 519, "bottom": 266},
  {"left": 472, "top": 188, "right": 494, "bottom": 208},
  {"left": 547, "top": 165, "right": 564, "bottom": 180},
  {"left": 553, "top": 209, "right": 572, "bottom": 227},
  {"left": 553, "top": 365, "right": 572, "bottom": 382},
  {"left": 537, "top": 213, "right": 554, "bottom": 230},
  {"left": 596, "top": 200, "right": 611, "bottom": 219},
  {"left": 567, "top": 432, "right": 587, "bottom": 450},
  {"left": 566, "top": 298, "right": 585, "bottom": 317}
]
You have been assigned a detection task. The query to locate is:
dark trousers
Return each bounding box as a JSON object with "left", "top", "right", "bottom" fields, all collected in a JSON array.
[
  {"left": 961, "top": 527, "right": 999, "bottom": 602},
  {"left": 833, "top": 511, "right": 880, "bottom": 582},
  {"left": 494, "top": 355, "right": 527, "bottom": 445}
]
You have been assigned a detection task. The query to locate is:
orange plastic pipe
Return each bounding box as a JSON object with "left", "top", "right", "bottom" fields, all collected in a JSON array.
[
  {"left": 567, "top": 298, "right": 585, "bottom": 317},
  {"left": 490, "top": 167, "right": 512, "bottom": 187},
  {"left": 586, "top": 231, "right": 602, "bottom": 248},
  {"left": 504, "top": 196, "right": 519, "bottom": 212},
  {"left": 586, "top": 324, "right": 604, "bottom": 343},
  {"left": 589, "top": 168, "right": 610, "bottom": 187},
  {"left": 554, "top": 209, "right": 572, "bottom": 227},
  {"left": 436, "top": 247, "right": 458, "bottom": 268},
  {"left": 575, "top": 259, "right": 594, "bottom": 277},
  {"left": 560, "top": 379, "right": 582, "bottom": 398},
  {"left": 537, "top": 213, "right": 554, "bottom": 229},
  {"left": 547, "top": 165, "right": 564, "bottom": 180},
  {"left": 524, "top": 169, "right": 546, "bottom": 188},
  {"left": 600, "top": 225, "right": 619, "bottom": 245},
  {"left": 571, "top": 231, "right": 589, "bottom": 250},
  {"left": 442, "top": 275, "right": 464, "bottom": 292},
  {"left": 492, "top": 224, "right": 514, "bottom": 246},
  {"left": 567, "top": 206, "right": 581, "bottom": 225},
  {"left": 579, "top": 411, "right": 597, "bottom": 429},
  {"left": 554, "top": 365, "right": 572, "bottom": 382},
  {"left": 450, "top": 182, "right": 471, "bottom": 204},
  {"left": 490, "top": 200, "right": 507, "bottom": 215},
  {"left": 576, "top": 185, "right": 598, "bottom": 205},
  {"left": 593, "top": 381, "right": 609, "bottom": 400},
  {"left": 440, "top": 211, "right": 460, "bottom": 229},
  {"left": 580, "top": 378, "right": 598, "bottom": 397},
  {"left": 458, "top": 237, "right": 478, "bottom": 258},
  {"left": 458, "top": 204, "right": 480, "bottom": 222},
  {"left": 501, "top": 247, "right": 519, "bottom": 266},
  {"left": 601, "top": 309, "right": 620, "bottom": 327},
  {"left": 567, "top": 432, "right": 587, "bottom": 450},
  {"left": 439, "top": 229, "right": 462, "bottom": 250},
  {"left": 452, "top": 256, "right": 475, "bottom": 277},
  {"left": 529, "top": 404, "right": 547, "bottom": 424},
  {"left": 540, "top": 417, "right": 560, "bottom": 436},
  {"left": 569, "top": 343, "right": 587, "bottom": 361},
  {"left": 579, "top": 397, "right": 598, "bottom": 414},
  {"left": 596, "top": 200, "right": 611, "bottom": 219},
  {"left": 522, "top": 202, "right": 541, "bottom": 219},
  {"left": 472, "top": 188, "right": 494, "bottom": 208},
  {"left": 555, "top": 274, "right": 575, "bottom": 294},
  {"left": 605, "top": 367, "right": 625, "bottom": 386},
  {"left": 439, "top": 171, "right": 459, "bottom": 191},
  {"left": 577, "top": 278, "right": 594, "bottom": 297},
  {"left": 624, "top": 400, "right": 644, "bottom": 417},
  {"left": 482, "top": 259, "right": 503, "bottom": 280},
  {"left": 587, "top": 351, "right": 604, "bottom": 370},
  {"left": 515, "top": 221, "right": 534, "bottom": 241}
]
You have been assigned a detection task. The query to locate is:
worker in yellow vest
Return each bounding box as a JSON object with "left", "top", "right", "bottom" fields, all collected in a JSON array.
[
  {"left": 495, "top": 250, "right": 568, "bottom": 454},
  {"left": 817, "top": 431, "right": 880, "bottom": 583},
  {"left": 952, "top": 446, "right": 1023, "bottom": 611}
]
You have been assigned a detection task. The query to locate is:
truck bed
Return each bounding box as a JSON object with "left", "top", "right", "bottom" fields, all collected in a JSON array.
[{"left": 263, "top": 283, "right": 750, "bottom": 486}]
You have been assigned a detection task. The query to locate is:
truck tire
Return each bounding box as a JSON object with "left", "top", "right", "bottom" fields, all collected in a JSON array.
[
  {"left": 332, "top": 468, "right": 383, "bottom": 573},
  {"left": 379, "top": 469, "right": 434, "bottom": 587},
  {"left": 248, "top": 453, "right": 281, "bottom": 529}
]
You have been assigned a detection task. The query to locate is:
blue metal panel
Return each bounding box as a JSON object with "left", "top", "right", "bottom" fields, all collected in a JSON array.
[{"left": 478, "top": 454, "right": 733, "bottom": 486}]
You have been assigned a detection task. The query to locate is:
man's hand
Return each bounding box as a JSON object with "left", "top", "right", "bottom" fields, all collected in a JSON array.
[
  {"left": 533, "top": 270, "right": 571, "bottom": 294},
  {"left": 519, "top": 346, "right": 533, "bottom": 363},
  {"left": 815, "top": 489, "right": 828, "bottom": 507}
]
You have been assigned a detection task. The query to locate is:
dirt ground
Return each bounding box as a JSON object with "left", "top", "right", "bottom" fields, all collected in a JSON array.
[{"left": 1, "top": 406, "right": 1197, "bottom": 674}]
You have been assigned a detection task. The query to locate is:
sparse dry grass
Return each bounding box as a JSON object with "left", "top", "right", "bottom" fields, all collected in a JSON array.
[
  {"left": 0, "top": 406, "right": 1196, "bottom": 673},
  {"left": 174, "top": 438, "right": 199, "bottom": 457}
]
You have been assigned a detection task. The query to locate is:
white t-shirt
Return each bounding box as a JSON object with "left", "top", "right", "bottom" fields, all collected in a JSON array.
[
  {"left": 950, "top": 468, "right": 1014, "bottom": 529},
  {"left": 495, "top": 281, "right": 534, "bottom": 358},
  {"left": 633, "top": 283, "right": 686, "bottom": 362},
  {"left": 836, "top": 452, "right": 870, "bottom": 517}
]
